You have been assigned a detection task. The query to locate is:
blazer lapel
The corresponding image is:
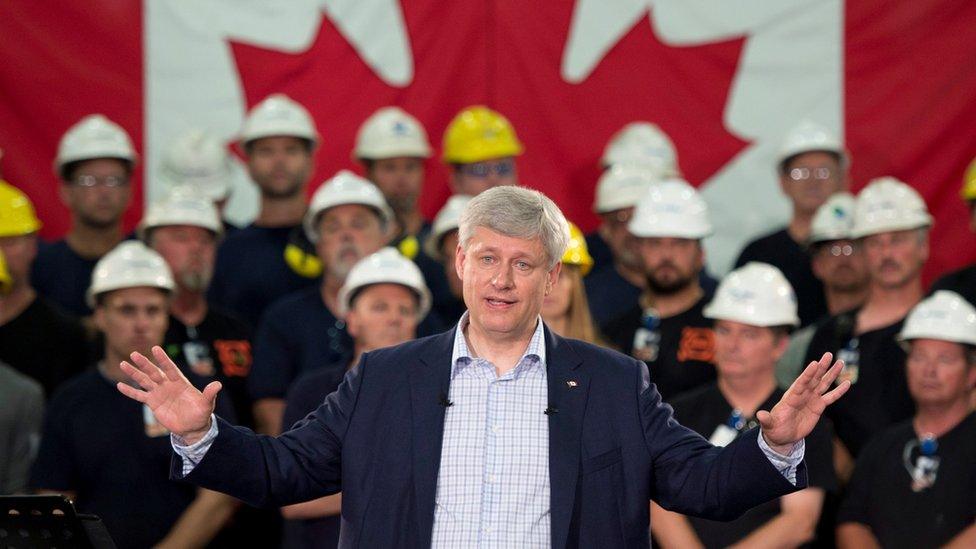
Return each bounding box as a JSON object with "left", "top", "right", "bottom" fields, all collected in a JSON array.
[
  {"left": 545, "top": 328, "right": 589, "bottom": 549},
  {"left": 409, "top": 329, "right": 455, "bottom": 547}
]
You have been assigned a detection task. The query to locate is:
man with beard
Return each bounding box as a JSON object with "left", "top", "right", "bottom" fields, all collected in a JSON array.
[
  {"left": 208, "top": 94, "right": 320, "bottom": 326},
  {"left": 776, "top": 192, "right": 870, "bottom": 388},
  {"left": 353, "top": 107, "right": 452, "bottom": 318},
  {"left": 33, "top": 114, "right": 137, "bottom": 317},
  {"left": 601, "top": 179, "right": 717, "bottom": 401},
  {"left": 735, "top": 120, "right": 850, "bottom": 327},
  {"left": 140, "top": 190, "right": 254, "bottom": 427},
  {"left": 248, "top": 172, "right": 441, "bottom": 435},
  {"left": 804, "top": 177, "right": 931, "bottom": 479}
]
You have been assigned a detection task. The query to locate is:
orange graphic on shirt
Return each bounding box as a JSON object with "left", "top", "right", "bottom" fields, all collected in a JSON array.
[
  {"left": 214, "top": 340, "right": 252, "bottom": 377},
  {"left": 677, "top": 327, "right": 715, "bottom": 363}
]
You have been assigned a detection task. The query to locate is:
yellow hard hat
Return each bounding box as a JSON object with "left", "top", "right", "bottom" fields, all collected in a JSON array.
[
  {"left": 0, "top": 180, "right": 42, "bottom": 237},
  {"left": 442, "top": 106, "right": 524, "bottom": 164},
  {"left": 0, "top": 250, "right": 11, "bottom": 295},
  {"left": 961, "top": 157, "right": 976, "bottom": 202},
  {"left": 562, "top": 223, "right": 594, "bottom": 276}
]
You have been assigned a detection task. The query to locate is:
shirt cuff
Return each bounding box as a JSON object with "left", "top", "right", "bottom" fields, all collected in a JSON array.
[
  {"left": 170, "top": 414, "right": 219, "bottom": 476},
  {"left": 757, "top": 432, "right": 805, "bottom": 486}
]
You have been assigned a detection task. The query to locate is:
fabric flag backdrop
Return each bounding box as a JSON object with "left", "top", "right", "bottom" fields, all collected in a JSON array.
[{"left": 1, "top": 0, "right": 974, "bottom": 280}]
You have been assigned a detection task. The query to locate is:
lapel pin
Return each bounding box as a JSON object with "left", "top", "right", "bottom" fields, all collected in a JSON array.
[{"left": 566, "top": 380, "right": 578, "bottom": 388}]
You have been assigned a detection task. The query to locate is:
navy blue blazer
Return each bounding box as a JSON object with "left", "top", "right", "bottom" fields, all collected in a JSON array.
[{"left": 172, "top": 327, "right": 804, "bottom": 548}]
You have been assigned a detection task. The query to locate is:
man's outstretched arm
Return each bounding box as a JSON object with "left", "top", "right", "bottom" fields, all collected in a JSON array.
[{"left": 118, "top": 346, "right": 363, "bottom": 508}]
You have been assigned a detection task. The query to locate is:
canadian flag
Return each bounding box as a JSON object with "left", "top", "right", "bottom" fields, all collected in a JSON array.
[{"left": 1, "top": 0, "right": 974, "bottom": 279}]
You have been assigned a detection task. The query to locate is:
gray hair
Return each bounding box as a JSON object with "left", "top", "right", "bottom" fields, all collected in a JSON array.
[{"left": 458, "top": 186, "right": 570, "bottom": 269}]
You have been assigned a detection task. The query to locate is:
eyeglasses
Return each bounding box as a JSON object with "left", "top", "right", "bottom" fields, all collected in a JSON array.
[
  {"left": 458, "top": 159, "right": 515, "bottom": 179},
  {"left": 788, "top": 167, "right": 835, "bottom": 182},
  {"left": 822, "top": 243, "right": 855, "bottom": 257},
  {"left": 71, "top": 175, "right": 129, "bottom": 188}
]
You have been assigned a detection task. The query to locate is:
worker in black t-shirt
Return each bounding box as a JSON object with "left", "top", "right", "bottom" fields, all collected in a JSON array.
[
  {"left": 652, "top": 262, "right": 836, "bottom": 548},
  {"left": 30, "top": 241, "right": 237, "bottom": 549},
  {"left": 140, "top": 191, "right": 254, "bottom": 428},
  {"left": 32, "top": 115, "right": 137, "bottom": 318},
  {"left": 0, "top": 181, "right": 88, "bottom": 396},
  {"left": 735, "top": 120, "right": 850, "bottom": 327},
  {"left": 837, "top": 291, "right": 976, "bottom": 548},
  {"left": 777, "top": 192, "right": 870, "bottom": 388},
  {"left": 207, "top": 94, "right": 321, "bottom": 327},
  {"left": 281, "top": 247, "right": 431, "bottom": 549},
  {"left": 804, "top": 177, "right": 932, "bottom": 481},
  {"left": 424, "top": 195, "right": 471, "bottom": 326},
  {"left": 602, "top": 179, "right": 716, "bottom": 401},
  {"left": 930, "top": 156, "right": 976, "bottom": 307}
]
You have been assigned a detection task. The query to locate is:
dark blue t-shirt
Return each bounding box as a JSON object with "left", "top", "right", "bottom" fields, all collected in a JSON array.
[
  {"left": 208, "top": 224, "right": 318, "bottom": 327},
  {"left": 280, "top": 364, "right": 350, "bottom": 548},
  {"left": 584, "top": 265, "right": 642, "bottom": 327},
  {"left": 31, "top": 240, "right": 99, "bottom": 317},
  {"left": 29, "top": 368, "right": 235, "bottom": 549}
]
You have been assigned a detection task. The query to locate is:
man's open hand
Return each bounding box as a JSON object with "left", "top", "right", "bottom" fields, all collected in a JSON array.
[
  {"left": 116, "top": 345, "right": 221, "bottom": 444},
  {"left": 758, "top": 352, "right": 850, "bottom": 454}
]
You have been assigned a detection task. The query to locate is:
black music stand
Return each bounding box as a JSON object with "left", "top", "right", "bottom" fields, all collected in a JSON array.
[{"left": 0, "top": 495, "right": 115, "bottom": 548}]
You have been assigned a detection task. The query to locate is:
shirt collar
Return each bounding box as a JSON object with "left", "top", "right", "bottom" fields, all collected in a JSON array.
[{"left": 451, "top": 311, "right": 547, "bottom": 378}]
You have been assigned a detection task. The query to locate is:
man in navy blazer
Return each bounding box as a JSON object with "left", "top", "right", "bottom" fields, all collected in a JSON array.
[{"left": 118, "top": 186, "right": 849, "bottom": 548}]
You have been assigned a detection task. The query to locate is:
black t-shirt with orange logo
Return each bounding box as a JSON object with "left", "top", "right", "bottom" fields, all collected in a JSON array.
[
  {"left": 165, "top": 308, "right": 254, "bottom": 428},
  {"left": 601, "top": 295, "right": 716, "bottom": 401}
]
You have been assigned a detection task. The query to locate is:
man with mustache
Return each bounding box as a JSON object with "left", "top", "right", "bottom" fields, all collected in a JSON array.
[
  {"left": 804, "top": 177, "right": 931, "bottom": 479},
  {"left": 32, "top": 114, "right": 137, "bottom": 317},
  {"left": 141, "top": 190, "right": 254, "bottom": 428},
  {"left": 207, "top": 94, "right": 320, "bottom": 326},
  {"left": 248, "top": 171, "right": 440, "bottom": 436},
  {"left": 602, "top": 179, "right": 717, "bottom": 401}
]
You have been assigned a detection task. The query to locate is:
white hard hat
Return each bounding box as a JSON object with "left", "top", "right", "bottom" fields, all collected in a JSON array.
[
  {"left": 809, "top": 192, "right": 857, "bottom": 244},
  {"left": 304, "top": 170, "right": 393, "bottom": 243},
  {"left": 86, "top": 241, "right": 175, "bottom": 307},
  {"left": 55, "top": 114, "right": 138, "bottom": 178},
  {"left": 158, "top": 129, "right": 233, "bottom": 201},
  {"left": 898, "top": 290, "right": 976, "bottom": 346},
  {"left": 137, "top": 188, "right": 223, "bottom": 241},
  {"left": 704, "top": 262, "right": 800, "bottom": 327},
  {"left": 337, "top": 247, "right": 431, "bottom": 319},
  {"left": 628, "top": 178, "right": 712, "bottom": 239},
  {"left": 240, "top": 94, "right": 319, "bottom": 146},
  {"left": 776, "top": 119, "right": 848, "bottom": 170},
  {"left": 593, "top": 164, "right": 661, "bottom": 214},
  {"left": 851, "top": 176, "right": 932, "bottom": 239},
  {"left": 424, "top": 195, "right": 472, "bottom": 259},
  {"left": 354, "top": 106, "right": 432, "bottom": 160},
  {"left": 601, "top": 122, "right": 679, "bottom": 176}
]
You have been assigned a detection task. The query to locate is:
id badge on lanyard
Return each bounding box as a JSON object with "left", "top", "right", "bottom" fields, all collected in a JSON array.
[
  {"left": 903, "top": 434, "right": 940, "bottom": 492},
  {"left": 709, "top": 409, "right": 751, "bottom": 447},
  {"left": 633, "top": 308, "right": 661, "bottom": 362},
  {"left": 836, "top": 337, "right": 860, "bottom": 385}
]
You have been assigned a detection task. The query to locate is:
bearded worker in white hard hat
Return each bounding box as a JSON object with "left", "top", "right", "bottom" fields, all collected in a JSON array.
[
  {"left": 353, "top": 107, "right": 452, "bottom": 320},
  {"left": 280, "top": 247, "right": 431, "bottom": 547},
  {"left": 837, "top": 291, "right": 976, "bottom": 548},
  {"left": 804, "top": 176, "right": 932, "bottom": 480},
  {"left": 735, "top": 120, "right": 851, "bottom": 328},
  {"left": 208, "top": 94, "right": 321, "bottom": 327},
  {"left": 248, "top": 171, "right": 442, "bottom": 436},
  {"left": 30, "top": 241, "right": 238, "bottom": 548},
  {"left": 139, "top": 190, "right": 254, "bottom": 428},
  {"left": 652, "top": 262, "right": 836, "bottom": 548},
  {"left": 602, "top": 179, "right": 718, "bottom": 401},
  {"left": 115, "top": 185, "right": 851, "bottom": 548},
  {"left": 33, "top": 114, "right": 138, "bottom": 317}
]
